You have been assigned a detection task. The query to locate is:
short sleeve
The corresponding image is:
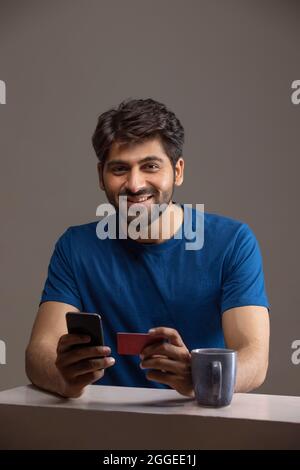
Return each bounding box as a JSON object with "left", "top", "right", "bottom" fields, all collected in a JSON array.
[
  {"left": 220, "top": 223, "right": 270, "bottom": 314},
  {"left": 39, "top": 228, "right": 83, "bottom": 310}
]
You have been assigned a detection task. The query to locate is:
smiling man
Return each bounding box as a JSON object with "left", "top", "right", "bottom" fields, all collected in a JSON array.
[
  {"left": 97, "top": 138, "right": 185, "bottom": 242},
  {"left": 26, "top": 98, "right": 270, "bottom": 399}
]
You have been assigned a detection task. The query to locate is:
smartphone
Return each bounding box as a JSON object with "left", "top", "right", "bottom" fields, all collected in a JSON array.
[{"left": 66, "top": 312, "right": 105, "bottom": 348}]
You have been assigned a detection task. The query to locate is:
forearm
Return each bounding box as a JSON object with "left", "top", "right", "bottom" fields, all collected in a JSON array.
[
  {"left": 25, "top": 340, "right": 65, "bottom": 396},
  {"left": 234, "top": 345, "right": 268, "bottom": 393}
]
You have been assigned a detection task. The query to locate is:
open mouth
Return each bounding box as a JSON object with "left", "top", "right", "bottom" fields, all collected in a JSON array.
[{"left": 126, "top": 195, "right": 153, "bottom": 205}]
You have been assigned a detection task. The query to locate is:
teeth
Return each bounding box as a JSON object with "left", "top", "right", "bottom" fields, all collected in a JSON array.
[{"left": 128, "top": 196, "right": 151, "bottom": 202}]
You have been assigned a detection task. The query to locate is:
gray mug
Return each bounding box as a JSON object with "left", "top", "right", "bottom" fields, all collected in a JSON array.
[{"left": 191, "top": 348, "right": 237, "bottom": 407}]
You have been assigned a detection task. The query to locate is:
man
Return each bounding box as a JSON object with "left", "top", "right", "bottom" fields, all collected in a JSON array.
[{"left": 25, "top": 98, "right": 270, "bottom": 399}]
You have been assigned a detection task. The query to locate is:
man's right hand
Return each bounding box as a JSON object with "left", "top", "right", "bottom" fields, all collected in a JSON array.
[{"left": 55, "top": 333, "right": 115, "bottom": 398}]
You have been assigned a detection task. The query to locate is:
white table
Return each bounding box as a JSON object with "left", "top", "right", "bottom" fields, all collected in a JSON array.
[{"left": 0, "top": 385, "right": 299, "bottom": 449}]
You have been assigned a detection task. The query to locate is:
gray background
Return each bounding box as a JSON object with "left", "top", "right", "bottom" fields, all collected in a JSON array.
[{"left": 0, "top": 0, "right": 299, "bottom": 395}]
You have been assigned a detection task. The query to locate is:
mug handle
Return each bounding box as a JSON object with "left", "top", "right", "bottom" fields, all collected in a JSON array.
[{"left": 211, "top": 361, "right": 222, "bottom": 401}]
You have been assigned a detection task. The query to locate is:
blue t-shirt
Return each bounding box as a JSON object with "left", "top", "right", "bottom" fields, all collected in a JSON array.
[{"left": 39, "top": 205, "right": 269, "bottom": 389}]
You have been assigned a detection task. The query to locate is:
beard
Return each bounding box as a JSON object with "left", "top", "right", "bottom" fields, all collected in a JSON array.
[{"left": 108, "top": 187, "right": 174, "bottom": 226}]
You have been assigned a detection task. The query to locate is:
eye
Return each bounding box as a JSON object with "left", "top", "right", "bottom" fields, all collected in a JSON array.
[
  {"left": 112, "top": 166, "right": 127, "bottom": 174},
  {"left": 143, "top": 163, "right": 160, "bottom": 171}
]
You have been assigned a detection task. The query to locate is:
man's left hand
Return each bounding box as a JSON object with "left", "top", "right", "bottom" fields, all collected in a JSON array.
[{"left": 140, "top": 327, "right": 195, "bottom": 398}]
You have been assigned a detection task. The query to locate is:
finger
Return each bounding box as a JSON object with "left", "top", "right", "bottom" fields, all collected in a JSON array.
[
  {"left": 141, "top": 341, "right": 190, "bottom": 362},
  {"left": 57, "top": 345, "right": 111, "bottom": 367},
  {"left": 145, "top": 370, "right": 176, "bottom": 388},
  {"left": 68, "top": 356, "right": 115, "bottom": 378},
  {"left": 146, "top": 370, "right": 194, "bottom": 397},
  {"left": 140, "top": 357, "right": 190, "bottom": 376},
  {"left": 72, "top": 369, "right": 105, "bottom": 388},
  {"left": 57, "top": 334, "right": 91, "bottom": 353},
  {"left": 148, "top": 327, "right": 185, "bottom": 347}
]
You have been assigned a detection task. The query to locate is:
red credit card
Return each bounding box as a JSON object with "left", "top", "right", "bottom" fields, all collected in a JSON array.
[{"left": 117, "top": 333, "right": 166, "bottom": 355}]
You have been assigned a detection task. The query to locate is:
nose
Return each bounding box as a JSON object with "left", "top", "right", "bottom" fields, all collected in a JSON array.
[{"left": 124, "top": 168, "right": 146, "bottom": 194}]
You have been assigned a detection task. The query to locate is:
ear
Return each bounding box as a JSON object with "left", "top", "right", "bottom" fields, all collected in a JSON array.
[
  {"left": 174, "top": 158, "right": 184, "bottom": 186},
  {"left": 97, "top": 162, "right": 105, "bottom": 191}
]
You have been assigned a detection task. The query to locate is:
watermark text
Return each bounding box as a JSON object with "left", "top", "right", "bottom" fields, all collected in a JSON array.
[
  {"left": 96, "top": 200, "right": 204, "bottom": 251},
  {"left": 0, "top": 340, "right": 6, "bottom": 365},
  {"left": 291, "top": 340, "right": 300, "bottom": 365},
  {"left": 291, "top": 80, "right": 300, "bottom": 105},
  {"left": 0, "top": 80, "right": 6, "bottom": 104}
]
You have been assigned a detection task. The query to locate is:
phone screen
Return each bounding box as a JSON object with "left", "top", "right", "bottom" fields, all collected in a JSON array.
[{"left": 66, "top": 312, "right": 105, "bottom": 347}]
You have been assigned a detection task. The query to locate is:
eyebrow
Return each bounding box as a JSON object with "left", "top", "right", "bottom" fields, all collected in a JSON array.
[{"left": 106, "top": 156, "right": 164, "bottom": 168}]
